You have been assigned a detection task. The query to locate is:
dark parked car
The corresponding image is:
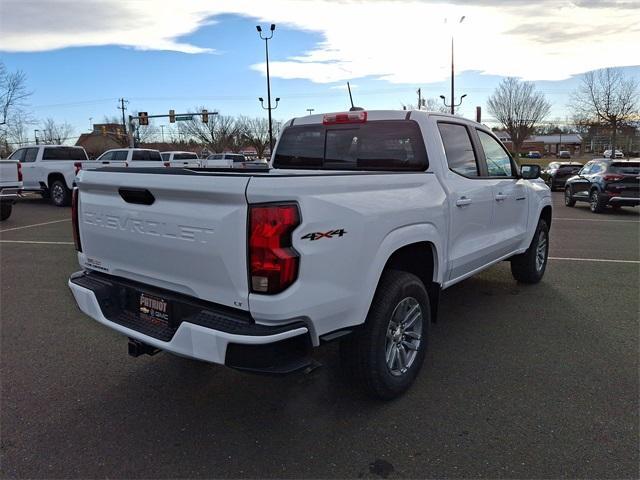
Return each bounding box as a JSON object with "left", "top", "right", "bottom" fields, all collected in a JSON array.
[
  {"left": 541, "top": 161, "right": 583, "bottom": 190},
  {"left": 527, "top": 151, "right": 542, "bottom": 159},
  {"left": 564, "top": 159, "right": 640, "bottom": 213}
]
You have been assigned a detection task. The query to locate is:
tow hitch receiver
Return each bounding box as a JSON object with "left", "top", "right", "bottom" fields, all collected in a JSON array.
[{"left": 128, "top": 338, "right": 161, "bottom": 357}]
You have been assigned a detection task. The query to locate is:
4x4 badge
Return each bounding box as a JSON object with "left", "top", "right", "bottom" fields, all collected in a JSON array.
[{"left": 301, "top": 229, "right": 347, "bottom": 241}]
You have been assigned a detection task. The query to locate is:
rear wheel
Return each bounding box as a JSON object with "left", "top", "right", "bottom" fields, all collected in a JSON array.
[
  {"left": 340, "top": 270, "right": 430, "bottom": 400},
  {"left": 0, "top": 204, "right": 12, "bottom": 221},
  {"left": 589, "top": 189, "right": 606, "bottom": 213},
  {"left": 564, "top": 187, "right": 576, "bottom": 207},
  {"left": 511, "top": 219, "right": 549, "bottom": 284},
  {"left": 50, "top": 180, "right": 71, "bottom": 207}
]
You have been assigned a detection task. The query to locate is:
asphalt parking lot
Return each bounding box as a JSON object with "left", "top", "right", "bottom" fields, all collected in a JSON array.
[{"left": 1, "top": 193, "right": 638, "bottom": 479}]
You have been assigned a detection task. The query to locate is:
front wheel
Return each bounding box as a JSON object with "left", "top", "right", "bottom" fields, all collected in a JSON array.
[
  {"left": 340, "top": 270, "right": 430, "bottom": 400},
  {"left": 0, "top": 204, "right": 12, "bottom": 221},
  {"left": 510, "top": 219, "right": 549, "bottom": 284},
  {"left": 564, "top": 187, "right": 576, "bottom": 207},
  {"left": 50, "top": 180, "right": 71, "bottom": 207}
]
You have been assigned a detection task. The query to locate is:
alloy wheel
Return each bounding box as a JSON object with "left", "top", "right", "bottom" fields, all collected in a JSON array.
[{"left": 385, "top": 297, "right": 423, "bottom": 377}]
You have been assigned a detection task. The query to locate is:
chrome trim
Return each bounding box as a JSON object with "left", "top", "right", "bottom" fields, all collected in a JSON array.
[{"left": 609, "top": 196, "right": 640, "bottom": 202}]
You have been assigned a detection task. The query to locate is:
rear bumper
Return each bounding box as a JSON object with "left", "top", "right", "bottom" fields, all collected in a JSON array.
[
  {"left": 0, "top": 187, "right": 21, "bottom": 204},
  {"left": 68, "top": 271, "right": 311, "bottom": 373}
]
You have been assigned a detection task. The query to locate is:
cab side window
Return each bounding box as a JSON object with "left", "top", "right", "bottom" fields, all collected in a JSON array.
[
  {"left": 438, "top": 123, "right": 479, "bottom": 177},
  {"left": 9, "top": 149, "right": 25, "bottom": 161},
  {"left": 477, "top": 130, "right": 514, "bottom": 177},
  {"left": 23, "top": 148, "right": 38, "bottom": 162},
  {"left": 99, "top": 151, "right": 114, "bottom": 161}
]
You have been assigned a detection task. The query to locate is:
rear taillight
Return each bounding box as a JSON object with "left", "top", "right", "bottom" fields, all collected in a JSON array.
[
  {"left": 604, "top": 174, "right": 624, "bottom": 182},
  {"left": 16, "top": 162, "right": 22, "bottom": 182},
  {"left": 163, "top": 162, "right": 170, "bottom": 167},
  {"left": 323, "top": 111, "right": 367, "bottom": 125},
  {"left": 71, "top": 188, "right": 82, "bottom": 252},
  {"left": 74, "top": 162, "right": 82, "bottom": 175},
  {"left": 248, "top": 203, "right": 300, "bottom": 294}
]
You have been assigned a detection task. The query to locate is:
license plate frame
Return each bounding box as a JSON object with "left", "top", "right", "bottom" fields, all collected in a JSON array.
[{"left": 138, "top": 292, "right": 171, "bottom": 328}]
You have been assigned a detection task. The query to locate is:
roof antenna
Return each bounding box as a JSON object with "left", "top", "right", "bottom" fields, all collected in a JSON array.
[{"left": 347, "top": 82, "right": 364, "bottom": 111}]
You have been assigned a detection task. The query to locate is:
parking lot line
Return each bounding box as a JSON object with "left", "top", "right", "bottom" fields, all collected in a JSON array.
[
  {"left": 0, "top": 240, "right": 74, "bottom": 245},
  {"left": 0, "top": 218, "right": 71, "bottom": 233},
  {"left": 549, "top": 256, "right": 640, "bottom": 264},
  {"left": 554, "top": 217, "right": 639, "bottom": 223}
]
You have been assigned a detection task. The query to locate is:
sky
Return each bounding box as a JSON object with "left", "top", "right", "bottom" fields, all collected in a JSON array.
[{"left": 1, "top": 0, "right": 639, "bottom": 143}]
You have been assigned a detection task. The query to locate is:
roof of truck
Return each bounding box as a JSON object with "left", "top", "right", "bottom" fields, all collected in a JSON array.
[{"left": 287, "top": 109, "right": 483, "bottom": 128}]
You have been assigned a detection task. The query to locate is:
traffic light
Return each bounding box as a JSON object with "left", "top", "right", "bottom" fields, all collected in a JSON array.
[
  {"left": 202, "top": 109, "right": 208, "bottom": 124},
  {"left": 139, "top": 112, "right": 148, "bottom": 126},
  {"left": 169, "top": 109, "right": 175, "bottom": 123}
]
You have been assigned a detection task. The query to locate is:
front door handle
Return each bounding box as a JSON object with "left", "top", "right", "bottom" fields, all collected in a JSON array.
[
  {"left": 495, "top": 193, "right": 508, "bottom": 201},
  {"left": 456, "top": 197, "right": 472, "bottom": 207}
]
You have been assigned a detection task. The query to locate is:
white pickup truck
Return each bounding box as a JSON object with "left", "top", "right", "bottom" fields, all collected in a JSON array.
[
  {"left": 160, "top": 151, "right": 200, "bottom": 168},
  {"left": 0, "top": 160, "right": 22, "bottom": 220},
  {"left": 96, "top": 148, "right": 163, "bottom": 169},
  {"left": 7, "top": 145, "right": 94, "bottom": 206},
  {"left": 68, "top": 110, "right": 552, "bottom": 399}
]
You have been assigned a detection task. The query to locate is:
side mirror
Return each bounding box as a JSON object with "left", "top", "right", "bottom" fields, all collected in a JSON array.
[{"left": 520, "top": 164, "right": 541, "bottom": 179}]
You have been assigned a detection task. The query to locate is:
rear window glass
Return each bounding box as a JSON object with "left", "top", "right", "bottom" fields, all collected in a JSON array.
[
  {"left": 229, "top": 154, "right": 245, "bottom": 163},
  {"left": 174, "top": 153, "right": 198, "bottom": 160},
  {"left": 161, "top": 153, "right": 170, "bottom": 161},
  {"left": 42, "top": 147, "right": 88, "bottom": 161},
  {"left": 132, "top": 150, "right": 161, "bottom": 161},
  {"left": 610, "top": 162, "right": 640, "bottom": 174},
  {"left": 273, "top": 120, "right": 428, "bottom": 171}
]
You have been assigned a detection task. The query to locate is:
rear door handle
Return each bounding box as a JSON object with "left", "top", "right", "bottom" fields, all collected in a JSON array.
[
  {"left": 456, "top": 197, "right": 472, "bottom": 207},
  {"left": 495, "top": 193, "right": 508, "bottom": 201}
]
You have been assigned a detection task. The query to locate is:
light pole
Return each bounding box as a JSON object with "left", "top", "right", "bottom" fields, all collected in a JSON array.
[
  {"left": 440, "top": 94, "right": 467, "bottom": 113},
  {"left": 306, "top": 108, "right": 315, "bottom": 115},
  {"left": 160, "top": 125, "right": 165, "bottom": 143},
  {"left": 441, "top": 16, "right": 466, "bottom": 115},
  {"left": 256, "top": 23, "right": 277, "bottom": 152},
  {"left": 34, "top": 129, "right": 40, "bottom": 145}
]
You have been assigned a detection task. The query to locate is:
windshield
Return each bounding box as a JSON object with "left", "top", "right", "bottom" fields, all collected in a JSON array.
[
  {"left": 274, "top": 120, "right": 428, "bottom": 171},
  {"left": 610, "top": 162, "right": 640, "bottom": 174}
]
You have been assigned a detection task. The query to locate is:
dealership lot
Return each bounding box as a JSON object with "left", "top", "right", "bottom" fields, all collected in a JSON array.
[{"left": 1, "top": 194, "right": 638, "bottom": 479}]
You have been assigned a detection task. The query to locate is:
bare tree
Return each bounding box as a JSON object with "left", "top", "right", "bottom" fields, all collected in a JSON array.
[
  {"left": 487, "top": 77, "right": 551, "bottom": 156},
  {"left": 177, "top": 108, "right": 239, "bottom": 152},
  {"left": 241, "top": 117, "right": 271, "bottom": 158},
  {"left": 0, "top": 62, "right": 32, "bottom": 126},
  {"left": 40, "top": 118, "right": 74, "bottom": 144},
  {"left": 570, "top": 68, "right": 639, "bottom": 153}
]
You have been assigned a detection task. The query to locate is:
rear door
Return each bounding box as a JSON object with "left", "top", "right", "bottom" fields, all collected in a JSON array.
[
  {"left": 475, "top": 129, "right": 528, "bottom": 257},
  {"left": 77, "top": 170, "right": 251, "bottom": 309},
  {"left": 437, "top": 122, "right": 495, "bottom": 281},
  {"left": 16, "top": 148, "right": 40, "bottom": 188}
]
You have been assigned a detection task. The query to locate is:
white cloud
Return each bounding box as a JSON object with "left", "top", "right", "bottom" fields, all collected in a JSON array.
[{"left": 1, "top": 0, "right": 639, "bottom": 84}]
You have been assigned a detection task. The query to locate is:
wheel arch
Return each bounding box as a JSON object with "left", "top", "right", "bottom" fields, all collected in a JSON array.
[
  {"left": 540, "top": 205, "right": 552, "bottom": 230},
  {"left": 46, "top": 172, "right": 66, "bottom": 189}
]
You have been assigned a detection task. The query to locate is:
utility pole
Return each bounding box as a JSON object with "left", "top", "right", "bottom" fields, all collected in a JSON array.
[
  {"left": 118, "top": 98, "right": 129, "bottom": 136},
  {"left": 160, "top": 125, "right": 165, "bottom": 143},
  {"left": 34, "top": 129, "right": 39, "bottom": 145},
  {"left": 417, "top": 88, "right": 422, "bottom": 110}
]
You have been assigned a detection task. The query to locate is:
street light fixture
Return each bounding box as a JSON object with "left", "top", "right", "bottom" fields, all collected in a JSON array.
[
  {"left": 256, "top": 23, "right": 278, "bottom": 152},
  {"left": 441, "top": 16, "right": 467, "bottom": 115},
  {"left": 306, "top": 108, "right": 315, "bottom": 115}
]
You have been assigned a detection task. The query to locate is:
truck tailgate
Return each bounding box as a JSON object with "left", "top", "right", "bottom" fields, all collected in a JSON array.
[{"left": 76, "top": 170, "right": 250, "bottom": 310}]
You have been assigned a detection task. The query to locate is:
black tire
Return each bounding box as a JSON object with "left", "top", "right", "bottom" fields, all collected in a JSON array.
[
  {"left": 564, "top": 187, "right": 576, "bottom": 207},
  {"left": 0, "top": 204, "right": 12, "bottom": 221},
  {"left": 340, "top": 270, "right": 430, "bottom": 400},
  {"left": 49, "top": 179, "right": 71, "bottom": 207},
  {"left": 589, "top": 189, "right": 606, "bottom": 214},
  {"left": 510, "top": 219, "right": 549, "bottom": 284}
]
